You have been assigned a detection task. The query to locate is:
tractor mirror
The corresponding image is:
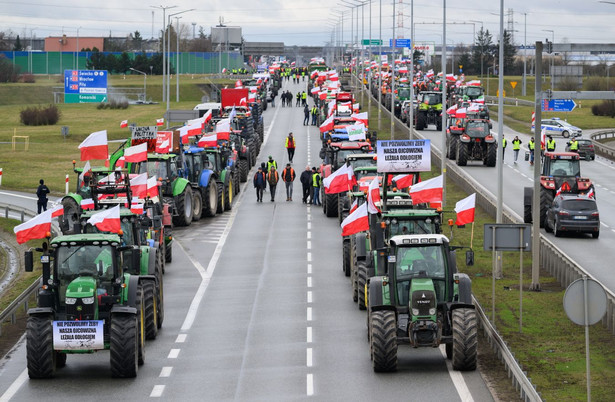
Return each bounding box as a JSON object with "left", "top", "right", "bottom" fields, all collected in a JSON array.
[
  {"left": 466, "top": 250, "right": 474, "bottom": 266},
  {"left": 25, "top": 250, "right": 33, "bottom": 272}
]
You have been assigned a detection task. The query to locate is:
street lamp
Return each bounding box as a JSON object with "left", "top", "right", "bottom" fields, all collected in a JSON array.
[
  {"left": 130, "top": 68, "right": 147, "bottom": 102},
  {"left": 75, "top": 26, "right": 81, "bottom": 70},
  {"left": 167, "top": 9, "right": 194, "bottom": 110},
  {"left": 469, "top": 20, "right": 483, "bottom": 80},
  {"left": 543, "top": 29, "right": 554, "bottom": 91},
  {"left": 175, "top": 16, "right": 182, "bottom": 102},
  {"left": 151, "top": 5, "right": 178, "bottom": 109}
]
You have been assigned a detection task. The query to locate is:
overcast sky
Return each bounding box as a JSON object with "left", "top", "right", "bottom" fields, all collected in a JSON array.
[{"left": 1, "top": 0, "right": 614, "bottom": 47}]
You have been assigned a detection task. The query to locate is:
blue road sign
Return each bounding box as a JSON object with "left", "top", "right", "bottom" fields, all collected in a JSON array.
[
  {"left": 389, "top": 38, "right": 411, "bottom": 48},
  {"left": 542, "top": 99, "right": 577, "bottom": 112},
  {"left": 64, "top": 70, "right": 108, "bottom": 103}
]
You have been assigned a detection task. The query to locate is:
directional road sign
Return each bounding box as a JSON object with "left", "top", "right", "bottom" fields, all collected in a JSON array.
[
  {"left": 541, "top": 99, "right": 577, "bottom": 112},
  {"left": 362, "top": 39, "right": 383, "bottom": 46},
  {"left": 389, "top": 38, "right": 411, "bottom": 48},
  {"left": 64, "top": 70, "right": 108, "bottom": 104}
]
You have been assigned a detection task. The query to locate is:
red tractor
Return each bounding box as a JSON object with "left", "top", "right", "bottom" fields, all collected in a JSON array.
[{"left": 523, "top": 152, "right": 594, "bottom": 228}]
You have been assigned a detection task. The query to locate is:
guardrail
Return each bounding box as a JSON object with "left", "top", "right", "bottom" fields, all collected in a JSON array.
[
  {"left": 485, "top": 95, "right": 535, "bottom": 107},
  {"left": 0, "top": 277, "right": 41, "bottom": 336},
  {"left": 589, "top": 129, "right": 615, "bottom": 159},
  {"left": 0, "top": 202, "right": 35, "bottom": 222}
]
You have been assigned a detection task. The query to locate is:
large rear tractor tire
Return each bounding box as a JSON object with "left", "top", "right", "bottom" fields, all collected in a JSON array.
[
  {"left": 370, "top": 310, "right": 398, "bottom": 372},
  {"left": 485, "top": 142, "right": 497, "bottom": 167},
  {"left": 416, "top": 112, "right": 426, "bottom": 130},
  {"left": 523, "top": 204, "right": 532, "bottom": 224},
  {"left": 60, "top": 197, "right": 81, "bottom": 234},
  {"left": 26, "top": 315, "right": 55, "bottom": 378},
  {"left": 172, "top": 186, "right": 193, "bottom": 227},
  {"left": 143, "top": 281, "right": 158, "bottom": 340},
  {"left": 224, "top": 180, "right": 233, "bottom": 211},
  {"left": 110, "top": 314, "right": 139, "bottom": 378},
  {"left": 239, "top": 160, "right": 249, "bottom": 182},
  {"left": 457, "top": 142, "right": 468, "bottom": 166},
  {"left": 448, "top": 136, "right": 458, "bottom": 161},
  {"left": 342, "top": 240, "right": 351, "bottom": 277},
  {"left": 191, "top": 190, "right": 202, "bottom": 222},
  {"left": 202, "top": 181, "right": 218, "bottom": 218},
  {"left": 452, "top": 308, "right": 478, "bottom": 371},
  {"left": 325, "top": 193, "right": 338, "bottom": 218},
  {"left": 357, "top": 261, "right": 368, "bottom": 311},
  {"left": 216, "top": 183, "right": 225, "bottom": 214},
  {"left": 539, "top": 189, "right": 553, "bottom": 229}
]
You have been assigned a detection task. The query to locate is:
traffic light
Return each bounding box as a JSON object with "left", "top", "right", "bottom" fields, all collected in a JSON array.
[{"left": 545, "top": 39, "right": 552, "bottom": 54}]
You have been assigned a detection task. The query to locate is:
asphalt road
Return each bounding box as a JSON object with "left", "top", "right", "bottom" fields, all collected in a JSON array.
[{"left": 0, "top": 79, "right": 494, "bottom": 401}]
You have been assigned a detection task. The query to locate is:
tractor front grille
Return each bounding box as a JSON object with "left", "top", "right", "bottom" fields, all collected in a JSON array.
[
  {"left": 412, "top": 290, "right": 436, "bottom": 316},
  {"left": 66, "top": 298, "right": 95, "bottom": 321}
]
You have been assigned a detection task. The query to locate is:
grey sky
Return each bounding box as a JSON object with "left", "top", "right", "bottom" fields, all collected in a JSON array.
[{"left": 0, "top": 0, "right": 613, "bottom": 47}]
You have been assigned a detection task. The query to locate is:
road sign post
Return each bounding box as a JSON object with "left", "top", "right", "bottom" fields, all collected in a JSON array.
[{"left": 64, "top": 70, "right": 108, "bottom": 104}]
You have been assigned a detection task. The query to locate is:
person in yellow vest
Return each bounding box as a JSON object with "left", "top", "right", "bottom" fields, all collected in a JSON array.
[
  {"left": 528, "top": 137, "right": 536, "bottom": 165},
  {"left": 285, "top": 133, "right": 296, "bottom": 162},
  {"left": 567, "top": 138, "right": 579, "bottom": 152},
  {"left": 301, "top": 91, "right": 308, "bottom": 106},
  {"left": 311, "top": 105, "right": 319, "bottom": 125},
  {"left": 502, "top": 137, "right": 507, "bottom": 157},
  {"left": 311, "top": 167, "right": 321, "bottom": 206},
  {"left": 512, "top": 136, "right": 522, "bottom": 163},
  {"left": 546, "top": 135, "right": 556, "bottom": 152}
]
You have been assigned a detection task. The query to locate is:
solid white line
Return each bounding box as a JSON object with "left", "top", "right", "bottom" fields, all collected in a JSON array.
[
  {"left": 307, "top": 252, "right": 312, "bottom": 262},
  {"left": 439, "top": 346, "right": 475, "bottom": 402},
  {"left": 307, "top": 374, "right": 314, "bottom": 396},
  {"left": 307, "top": 264, "right": 312, "bottom": 274},
  {"left": 175, "top": 334, "right": 187, "bottom": 343},
  {"left": 0, "top": 369, "right": 28, "bottom": 402},
  {"left": 307, "top": 240, "right": 312, "bottom": 249},
  {"left": 0, "top": 191, "right": 36, "bottom": 201},
  {"left": 159, "top": 366, "right": 173, "bottom": 377},
  {"left": 307, "top": 326, "right": 313, "bottom": 343},
  {"left": 307, "top": 307, "right": 313, "bottom": 321},
  {"left": 168, "top": 349, "right": 180, "bottom": 359},
  {"left": 307, "top": 290, "right": 313, "bottom": 303},
  {"left": 150, "top": 385, "right": 165, "bottom": 398},
  {"left": 306, "top": 348, "right": 313, "bottom": 367},
  {"left": 307, "top": 276, "right": 312, "bottom": 288}
]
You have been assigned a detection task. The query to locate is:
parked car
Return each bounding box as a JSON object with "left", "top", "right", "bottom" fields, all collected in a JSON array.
[
  {"left": 545, "top": 194, "right": 600, "bottom": 238},
  {"left": 532, "top": 117, "right": 582, "bottom": 138},
  {"left": 565, "top": 138, "right": 595, "bottom": 160}
]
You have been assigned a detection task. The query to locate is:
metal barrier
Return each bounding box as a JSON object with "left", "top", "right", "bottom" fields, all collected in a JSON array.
[
  {"left": 0, "top": 277, "right": 41, "bottom": 336},
  {"left": 590, "top": 129, "right": 615, "bottom": 159}
]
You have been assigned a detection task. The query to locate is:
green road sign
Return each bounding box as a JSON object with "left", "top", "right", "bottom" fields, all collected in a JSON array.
[
  {"left": 361, "top": 39, "right": 383, "bottom": 46},
  {"left": 64, "top": 94, "right": 107, "bottom": 104}
]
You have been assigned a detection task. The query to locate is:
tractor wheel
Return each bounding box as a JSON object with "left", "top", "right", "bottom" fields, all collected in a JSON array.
[
  {"left": 234, "top": 171, "right": 241, "bottom": 195},
  {"left": 539, "top": 189, "right": 553, "bottom": 229},
  {"left": 436, "top": 118, "right": 443, "bottom": 131},
  {"left": 55, "top": 352, "right": 67, "bottom": 368},
  {"left": 110, "top": 314, "right": 139, "bottom": 378},
  {"left": 165, "top": 242, "right": 172, "bottom": 264},
  {"left": 370, "top": 310, "right": 398, "bottom": 372},
  {"left": 143, "top": 281, "right": 158, "bottom": 340},
  {"left": 172, "top": 185, "right": 193, "bottom": 227},
  {"left": 446, "top": 343, "right": 453, "bottom": 360},
  {"left": 452, "top": 308, "right": 478, "bottom": 371},
  {"left": 523, "top": 204, "right": 532, "bottom": 224},
  {"left": 357, "top": 261, "right": 368, "bottom": 311},
  {"left": 342, "top": 240, "right": 351, "bottom": 277},
  {"left": 136, "top": 285, "right": 145, "bottom": 366},
  {"left": 216, "top": 183, "right": 225, "bottom": 214},
  {"left": 155, "top": 253, "right": 164, "bottom": 329},
  {"left": 448, "top": 136, "right": 458, "bottom": 161},
  {"left": 224, "top": 180, "right": 233, "bottom": 211},
  {"left": 192, "top": 190, "right": 202, "bottom": 222},
  {"left": 60, "top": 197, "right": 80, "bottom": 234},
  {"left": 202, "top": 182, "right": 217, "bottom": 218},
  {"left": 456, "top": 142, "right": 468, "bottom": 166},
  {"left": 240, "top": 160, "right": 249, "bottom": 182},
  {"left": 325, "top": 194, "right": 338, "bottom": 217},
  {"left": 26, "top": 315, "right": 55, "bottom": 378},
  {"left": 351, "top": 240, "right": 358, "bottom": 302},
  {"left": 486, "top": 142, "right": 497, "bottom": 167},
  {"left": 258, "top": 122, "right": 265, "bottom": 139},
  {"left": 416, "top": 112, "right": 426, "bottom": 130}
]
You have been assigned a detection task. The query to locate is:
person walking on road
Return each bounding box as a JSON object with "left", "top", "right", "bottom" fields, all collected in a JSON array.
[
  {"left": 296, "top": 92, "right": 301, "bottom": 107},
  {"left": 547, "top": 135, "right": 556, "bottom": 152},
  {"left": 311, "top": 105, "right": 319, "bottom": 126},
  {"left": 300, "top": 165, "right": 312, "bottom": 204},
  {"left": 301, "top": 91, "right": 307, "bottom": 106},
  {"left": 528, "top": 137, "right": 536, "bottom": 165},
  {"left": 311, "top": 167, "right": 321, "bottom": 206},
  {"left": 267, "top": 165, "right": 280, "bottom": 202},
  {"left": 285, "top": 133, "right": 296, "bottom": 162},
  {"left": 512, "top": 136, "right": 522, "bottom": 163},
  {"left": 267, "top": 155, "right": 278, "bottom": 173},
  {"left": 253, "top": 167, "right": 266, "bottom": 202},
  {"left": 502, "top": 137, "right": 507, "bottom": 157},
  {"left": 282, "top": 163, "right": 296, "bottom": 201},
  {"left": 303, "top": 104, "right": 310, "bottom": 126},
  {"left": 36, "top": 179, "right": 50, "bottom": 213}
]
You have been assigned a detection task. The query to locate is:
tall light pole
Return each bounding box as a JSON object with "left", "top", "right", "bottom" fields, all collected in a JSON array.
[
  {"left": 495, "top": 0, "right": 505, "bottom": 284},
  {"left": 378, "top": 0, "right": 382, "bottom": 130},
  {"left": 29, "top": 28, "right": 37, "bottom": 73},
  {"left": 543, "top": 29, "right": 554, "bottom": 91},
  {"left": 469, "top": 20, "right": 483, "bottom": 80},
  {"left": 440, "top": 0, "right": 447, "bottom": 207},
  {"left": 175, "top": 16, "right": 182, "bottom": 102},
  {"left": 408, "top": 0, "right": 414, "bottom": 138},
  {"left": 390, "top": 0, "right": 396, "bottom": 140},
  {"left": 151, "top": 5, "right": 177, "bottom": 109},
  {"left": 130, "top": 67, "right": 147, "bottom": 101},
  {"left": 75, "top": 26, "right": 81, "bottom": 70},
  {"left": 522, "top": 13, "right": 528, "bottom": 96},
  {"left": 167, "top": 9, "right": 193, "bottom": 110}
]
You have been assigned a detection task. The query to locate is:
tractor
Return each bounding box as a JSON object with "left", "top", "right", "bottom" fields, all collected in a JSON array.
[
  {"left": 454, "top": 119, "right": 497, "bottom": 167},
  {"left": 414, "top": 91, "right": 443, "bottom": 131},
  {"left": 367, "top": 234, "right": 477, "bottom": 372},
  {"left": 523, "top": 152, "right": 594, "bottom": 228},
  {"left": 24, "top": 233, "right": 145, "bottom": 378}
]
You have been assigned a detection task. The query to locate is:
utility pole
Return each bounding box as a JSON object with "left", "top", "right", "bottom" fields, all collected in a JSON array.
[{"left": 530, "top": 41, "right": 543, "bottom": 292}]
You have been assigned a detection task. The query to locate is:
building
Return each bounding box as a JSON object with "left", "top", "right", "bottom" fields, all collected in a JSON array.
[{"left": 44, "top": 36, "right": 104, "bottom": 52}]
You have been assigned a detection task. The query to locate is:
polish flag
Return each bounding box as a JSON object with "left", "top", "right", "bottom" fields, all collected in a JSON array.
[
  {"left": 351, "top": 112, "right": 368, "bottom": 127},
  {"left": 81, "top": 198, "right": 95, "bottom": 210},
  {"left": 146, "top": 176, "right": 159, "bottom": 198},
  {"left": 179, "top": 120, "right": 203, "bottom": 144},
  {"left": 120, "top": 120, "right": 128, "bottom": 128},
  {"left": 540, "top": 128, "right": 546, "bottom": 149},
  {"left": 587, "top": 187, "right": 595, "bottom": 199},
  {"left": 87, "top": 205, "right": 121, "bottom": 233},
  {"left": 328, "top": 72, "right": 339, "bottom": 81},
  {"left": 367, "top": 177, "right": 381, "bottom": 214},
  {"left": 310, "top": 71, "right": 318, "bottom": 79},
  {"left": 340, "top": 203, "right": 369, "bottom": 237},
  {"left": 239, "top": 97, "right": 248, "bottom": 107},
  {"left": 123, "top": 143, "right": 148, "bottom": 163},
  {"left": 454, "top": 193, "right": 476, "bottom": 225},
  {"left": 116, "top": 156, "right": 126, "bottom": 169},
  {"left": 130, "top": 173, "right": 148, "bottom": 198},
  {"left": 392, "top": 173, "right": 415, "bottom": 189},
  {"left": 323, "top": 163, "right": 356, "bottom": 194},
  {"left": 79, "top": 161, "right": 92, "bottom": 185},
  {"left": 216, "top": 118, "right": 231, "bottom": 140},
  {"left": 409, "top": 175, "right": 443, "bottom": 205},
  {"left": 349, "top": 199, "right": 358, "bottom": 214},
  {"left": 320, "top": 115, "right": 335, "bottom": 134},
  {"left": 311, "top": 87, "right": 320, "bottom": 94},
  {"left": 156, "top": 118, "right": 164, "bottom": 126},
  {"left": 202, "top": 109, "right": 213, "bottom": 125},
  {"left": 156, "top": 131, "right": 173, "bottom": 154},
  {"left": 455, "top": 108, "right": 467, "bottom": 119},
  {"left": 78, "top": 130, "right": 108, "bottom": 161},
  {"left": 50, "top": 204, "right": 64, "bottom": 218},
  {"left": 130, "top": 202, "right": 144, "bottom": 215},
  {"left": 319, "top": 92, "right": 327, "bottom": 100},
  {"left": 235, "top": 80, "right": 242, "bottom": 88},
  {"left": 14, "top": 209, "right": 52, "bottom": 244},
  {"left": 198, "top": 133, "right": 217, "bottom": 148}
]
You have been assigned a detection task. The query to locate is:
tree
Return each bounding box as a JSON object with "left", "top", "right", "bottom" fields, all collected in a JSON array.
[
  {"left": 13, "top": 35, "right": 23, "bottom": 51},
  {"left": 472, "top": 27, "right": 493, "bottom": 77},
  {"left": 493, "top": 30, "right": 517, "bottom": 75},
  {"left": 118, "top": 52, "right": 132, "bottom": 74},
  {"left": 132, "top": 31, "right": 143, "bottom": 51}
]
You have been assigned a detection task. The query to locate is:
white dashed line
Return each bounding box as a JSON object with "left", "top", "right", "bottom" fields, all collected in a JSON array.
[
  {"left": 307, "top": 240, "right": 312, "bottom": 249},
  {"left": 307, "top": 222, "right": 311, "bottom": 230},
  {"left": 175, "top": 334, "right": 187, "bottom": 343},
  {"left": 307, "top": 231, "right": 312, "bottom": 239},
  {"left": 168, "top": 349, "right": 180, "bottom": 359},
  {"left": 307, "top": 252, "right": 312, "bottom": 262},
  {"left": 307, "top": 264, "right": 312, "bottom": 274},
  {"left": 307, "top": 326, "right": 313, "bottom": 343},
  {"left": 150, "top": 385, "right": 165, "bottom": 398},
  {"left": 307, "top": 307, "right": 313, "bottom": 321},
  {"left": 307, "top": 348, "right": 313, "bottom": 367},
  {"left": 159, "top": 367, "right": 173, "bottom": 377},
  {"left": 307, "top": 374, "right": 314, "bottom": 396},
  {"left": 307, "top": 290, "right": 313, "bottom": 303},
  {"left": 307, "top": 277, "right": 312, "bottom": 288}
]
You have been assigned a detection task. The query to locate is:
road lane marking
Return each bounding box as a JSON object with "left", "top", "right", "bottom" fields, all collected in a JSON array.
[
  {"left": 0, "top": 191, "right": 36, "bottom": 201},
  {"left": 159, "top": 367, "right": 173, "bottom": 377},
  {"left": 175, "top": 334, "right": 187, "bottom": 343},
  {"left": 307, "top": 374, "right": 314, "bottom": 396},
  {"left": 307, "top": 348, "right": 313, "bottom": 367},
  {"left": 307, "top": 291, "right": 312, "bottom": 303},
  {"left": 150, "top": 385, "right": 165, "bottom": 398},
  {"left": 307, "top": 307, "right": 312, "bottom": 321},
  {"left": 307, "top": 264, "right": 312, "bottom": 274},
  {"left": 307, "top": 222, "right": 311, "bottom": 230},
  {"left": 307, "top": 277, "right": 312, "bottom": 288},
  {"left": 439, "top": 346, "right": 474, "bottom": 402},
  {"left": 307, "top": 231, "right": 311, "bottom": 239},
  {"left": 307, "top": 240, "right": 312, "bottom": 249},
  {"left": 168, "top": 349, "right": 180, "bottom": 359},
  {"left": 307, "top": 327, "right": 313, "bottom": 343},
  {"left": 0, "top": 369, "right": 27, "bottom": 402}
]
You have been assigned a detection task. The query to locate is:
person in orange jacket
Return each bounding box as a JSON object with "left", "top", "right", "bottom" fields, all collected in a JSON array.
[
  {"left": 281, "top": 163, "right": 296, "bottom": 201},
  {"left": 285, "top": 132, "right": 296, "bottom": 162},
  {"left": 267, "top": 165, "right": 280, "bottom": 202}
]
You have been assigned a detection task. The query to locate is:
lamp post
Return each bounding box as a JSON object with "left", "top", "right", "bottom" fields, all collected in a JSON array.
[
  {"left": 409, "top": 0, "right": 414, "bottom": 138},
  {"left": 440, "top": 0, "right": 447, "bottom": 207},
  {"left": 543, "top": 29, "right": 554, "bottom": 91},
  {"left": 391, "top": 0, "right": 396, "bottom": 140},
  {"left": 75, "top": 26, "right": 81, "bottom": 70},
  {"left": 29, "top": 28, "right": 37, "bottom": 73},
  {"left": 469, "top": 20, "right": 483, "bottom": 80},
  {"left": 521, "top": 13, "right": 528, "bottom": 96},
  {"left": 130, "top": 67, "right": 147, "bottom": 102},
  {"left": 151, "top": 5, "right": 177, "bottom": 109},
  {"left": 175, "top": 16, "right": 182, "bottom": 102},
  {"left": 167, "top": 9, "right": 194, "bottom": 111}
]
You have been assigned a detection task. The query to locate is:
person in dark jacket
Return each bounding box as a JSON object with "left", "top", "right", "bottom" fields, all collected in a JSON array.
[
  {"left": 267, "top": 165, "right": 280, "bottom": 202},
  {"left": 303, "top": 104, "right": 310, "bottom": 126},
  {"left": 281, "top": 163, "right": 296, "bottom": 201},
  {"left": 36, "top": 179, "right": 50, "bottom": 213},
  {"left": 300, "top": 165, "right": 312, "bottom": 204},
  {"left": 253, "top": 167, "right": 266, "bottom": 202}
]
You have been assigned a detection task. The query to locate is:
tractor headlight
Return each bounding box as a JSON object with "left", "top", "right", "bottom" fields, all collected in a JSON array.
[
  {"left": 429, "top": 308, "right": 436, "bottom": 315},
  {"left": 412, "top": 308, "right": 420, "bottom": 316},
  {"left": 65, "top": 298, "right": 77, "bottom": 305},
  {"left": 82, "top": 297, "right": 95, "bottom": 305}
]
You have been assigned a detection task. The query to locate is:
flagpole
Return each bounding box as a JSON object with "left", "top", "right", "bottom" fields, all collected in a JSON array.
[{"left": 470, "top": 221, "right": 474, "bottom": 250}]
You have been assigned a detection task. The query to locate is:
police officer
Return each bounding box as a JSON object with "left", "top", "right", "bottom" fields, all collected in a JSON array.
[
  {"left": 547, "top": 135, "right": 556, "bottom": 152},
  {"left": 311, "top": 167, "right": 321, "bottom": 206},
  {"left": 36, "top": 179, "right": 50, "bottom": 213},
  {"left": 568, "top": 137, "right": 579, "bottom": 152},
  {"left": 512, "top": 136, "right": 522, "bottom": 163},
  {"left": 528, "top": 137, "right": 536, "bottom": 165},
  {"left": 311, "top": 105, "right": 319, "bottom": 125}
]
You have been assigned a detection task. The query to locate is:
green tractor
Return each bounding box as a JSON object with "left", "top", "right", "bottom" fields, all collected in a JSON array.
[
  {"left": 414, "top": 91, "right": 443, "bottom": 131},
  {"left": 24, "top": 233, "right": 146, "bottom": 378},
  {"left": 367, "top": 234, "right": 477, "bottom": 372}
]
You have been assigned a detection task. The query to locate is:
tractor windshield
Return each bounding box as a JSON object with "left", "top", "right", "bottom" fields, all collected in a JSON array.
[
  {"left": 394, "top": 244, "right": 447, "bottom": 306},
  {"left": 389, "top": 219, "right": 437, "bottom": 237},
  {"left": 336, "top": 149, "right": 363, "bottom": 167},
  {"left": 423, "top": 93, "right": 442, "bottom": 105},
  {"left": 56, "top": 244, "right": 114, "bottom": 284},
  {"left": 465, "top": 87, "right": 483, "bottom": 98},
  {"left": 203, "top": 153, "right": 219, "bottom": 171},
  {"left": 83, "top": 219, "right": 135, "bottom": 246},
  {"left": 348, "top": 158, "right": 377, "bottom": 169},
  {"left": 549, "top": 159, "right": 580, "bottom": 177},
  {"left": 465, "top": 121, "right": 489, "bottom": 136},
  {"left": 140, "top": 159, "right": 172, "bottom": 181},
  {"left": 398, "top": 88, "right": 411, "bottom": 99}
]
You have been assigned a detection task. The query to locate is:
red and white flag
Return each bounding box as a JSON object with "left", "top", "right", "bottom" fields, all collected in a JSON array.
[
  {"left": 130, "top": 202, "right": 144, "bottom": 215},
  {"left": 50, "top": 204, "right": 64, "bottom": 218},
  {"left": 14, "top": 209, "right": 52, "bottom": 244},
  {"left": 87, "top": 205, "right": 121, "bottom": 233},
  {"left": 116, "top": 156, "right": 126, "bottom": 169},
  {"left": 239, "top": 97, "right": 247, "bottom": 107},
  {"left": 340, "top": 202, "right": 369, "bottom": 237},
  {"left": 409, "top": 175, "right": 443, "bottom": 205},
  {"left": 328, "top": 72, "right": 339, "bottom": 81},
  {"left": 540, "top": 128, "right": 546, "bottom": 149},
  {"left": 587, "top": 187, "right": 595, "bottom": 198},
  {"left": 81, "top": 198, "right": 95, "bottom": 210},
  {"left": 198, "top": 133, "right": 217, "bottom": 148},
  {"left": 454, "top": 193, "right": 476, "bottom": 225},
  {"left": 235, "top": 80, "right": 242, "bottom": 88},
  {"left": 323, "top": 164, "right": 356, "bottom": 194},
  {"left": 78, "top": 130, "right": 108, "bottom": 161},
  {"left": 179, "top": 120, "right": 203, "bottom": 144},
  {"left": 216, "top": 118, "right": 231, "bottom": 140},
  {"left": 130, "top": 173, "right": 148, "bottom": 198},
  {"left": 319, "top": 115, "right": 335, "bottom": 133},
  {"left": 120, "top": 120, "right": 128, "bottom": 128},
  {"left": 367, "top": 177, "right": 381, "bottom": 214},
  {"left": 79, "top": 161, "right": 92, "bottom": 185},
  {"left": 202, "top": 109, "right": 213, "bottom": 125},
  {"left": 156, "top": 118, "right": 164, "bottom": 126},
  {"left": 351, "top": 112, "right": 368, "bottom": 127},
  {"left": 310, "top": 87, "right": 320, "bottom": 94},
  {"left": 147, "top": 176, "right": 159, "bottom": 198},
  {"left": 156, "top": 131, "right": 173, "bottom": 154},
  {"left": 392, "top": 173, "right": 415, "bottom": 189},
  {"left": 123, "top": 143, "right": 148, "bottom": 163},
  {"left": 349, "top": 199, "right": 358, "bottom": 214}
]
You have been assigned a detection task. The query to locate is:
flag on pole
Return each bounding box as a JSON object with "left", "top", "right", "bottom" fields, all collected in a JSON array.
[
  {"left": 340, "top": 203, "right": 369, "bottom": 236},
  {"left": 79, "top": 161, "right": 92, "bottom": 185},
  {"left": 87, "top": 205, "right": 121, "bottom": 233},
  {"left": 78, "top": 130, "right": 108, "bottom": 161},
  {"left": 392, "top": 173, "right": 415, "bottom": 189},
  {"left": 123, "top": 143, "right": 148, "bottom": 163},
  {"left": 120, "top": 120, "right": 128, "bottom": 128},
  {"left": 146, "top": 176, "right": 159, "bottom": 198},
  {"left": 13, "top": 209, "right": 52, "bottom": 244},
  {"left": 216, "top": 118, "right": 231, "bottom": 140},
  {"left": 323, "top": 164, "right": 356, "bottom": 194},
  {"left": 80, "top": 198, "right": 95, "bottom": 210},
  {"left": 367, "top": 177, "right": 381, "bottom": 214},
  {"left": 454, "top": 193, "right": 476, "bottom": 225},
  {"left": 130, "top": 173, "right": 148, "bottom": 198},
  {"left": 351, "top": 112, "right": 368, "bottom": 127},
  {"left": 349, "top": 199, "right": 358, "bottom": 214},
  {"left": 198, "top": 133, "right": 217, "bottom": 148},
  {"left": 130, "top": 202, "right": 144, "bottom": 215},
  {"left": 156, "top": 118, "right": 164, "bottom": 126},
  {"left": 50, "top": 204, "right": 64, "bottom": 218},
  {"left": 409, "top": 175, "right": 443, "bottom": 205},
  {"left": 319, "top": 115, "right": 335, "bottom": 133}
]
